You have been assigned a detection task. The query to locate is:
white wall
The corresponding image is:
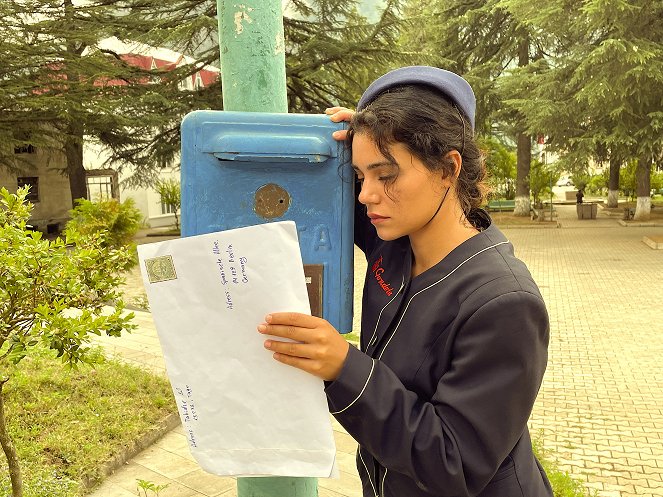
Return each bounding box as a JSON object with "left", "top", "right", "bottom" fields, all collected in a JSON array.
[{"left": 84, "top": 139, "right": 180, "bottom": 228}]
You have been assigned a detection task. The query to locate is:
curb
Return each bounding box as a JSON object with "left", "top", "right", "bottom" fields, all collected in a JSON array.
[
  {"left": 643, "top": 236, "right": 663, "bottom": 250},
  {"left": 81, "top": 411, "right": 181, "bottom": 491},
  {"left": 618, "top": 220, "right": 663, "bottom": 227},
  {"left": 497, "top": 223, "right": 561, "bottom": 229}
]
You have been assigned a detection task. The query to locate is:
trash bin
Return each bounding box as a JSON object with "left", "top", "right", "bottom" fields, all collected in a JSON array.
[{"left": 576, "top": 203, "right": 597, "bottom": 219}]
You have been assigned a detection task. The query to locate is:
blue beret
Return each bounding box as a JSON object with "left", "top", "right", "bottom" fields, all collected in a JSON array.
[{"left": 356, "top": 66, "right": 476, "bottom": 130}]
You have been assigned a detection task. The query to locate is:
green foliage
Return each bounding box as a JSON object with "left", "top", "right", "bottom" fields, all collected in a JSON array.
[
  {"left": 650, "top": 169, "right": 663, "bottom": 192},
  {"left": 570, "top": 172, "right": 592, "bottom": 192},
  {"left": 585, "top": 171, "right": 608, "bottom": 196},
  {"left": 0, "top": 346, "right": 174, "bottom": 497},
  {"left": 479, "top": 136, "right": 517, "bottom": 200},
  {"left": 137, "top": 479, "right": 170, "bottom": 496},
  {"left": 528, "top": 159, "right": 554, "bottom": 207},
  {"left": 1, "top": 0, "right": 408, "bottom": 189},
  {"left": 619, "top": 161, "right": 638, "bottom": 199},
  {"left": 154, "top": 179, "right": 181, "bottom": 230},
  {"left": 0, "top": 187, "right": 137, "bottom": 496},
  {"left": 65, "top": 198, "right": 142, "bottom": 270},
  {"left": 1, "top": 188, "right": 136, "bottom": 368},
  {"left": 532, "top": 436, "right": 596, "bottom": 497},
  {"left": 497, "top": 0, "right": 663, "bottom": 172},
  {"left": 284, "top": 0, "right": 406, "bottom": 112}
]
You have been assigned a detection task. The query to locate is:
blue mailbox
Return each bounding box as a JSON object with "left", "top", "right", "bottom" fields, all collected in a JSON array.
[{"left": 180, "top": 111, "right": 354, "bottom": 333}]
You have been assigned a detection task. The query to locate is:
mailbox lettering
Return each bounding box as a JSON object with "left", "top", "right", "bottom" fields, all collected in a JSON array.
[{"left": 314, "top": 226, "right": 332, "bottom": 251}]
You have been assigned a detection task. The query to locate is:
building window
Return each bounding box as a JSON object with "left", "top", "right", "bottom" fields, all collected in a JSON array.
[
  {"left": 86, "top": 173, "right": 116, "bottom": 201},
  {"left": 17, "top": 177, "right": 39, "bottom": 202},
  {"left": 14, "top": 144, "right": 36, "bottom": 154}
]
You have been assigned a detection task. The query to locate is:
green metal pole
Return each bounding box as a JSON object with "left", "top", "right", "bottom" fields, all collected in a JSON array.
[
  {"left": 217, "top": 1, "right": 317, "bottom": 495},
  {"left": 217, "top": 0, "right": 287, "bottom": 113}
]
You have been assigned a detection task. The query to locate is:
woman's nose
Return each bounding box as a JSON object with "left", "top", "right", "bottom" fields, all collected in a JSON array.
[{"left": 357, "top": 180, "right": 379, "bottom": 205}]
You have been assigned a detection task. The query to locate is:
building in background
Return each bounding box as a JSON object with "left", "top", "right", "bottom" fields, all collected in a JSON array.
[{"left": 0, "top": 37, "right": 219, "bottom": 232}]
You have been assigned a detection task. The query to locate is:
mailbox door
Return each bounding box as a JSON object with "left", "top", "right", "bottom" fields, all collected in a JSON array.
[{"left": 181, "top": 110, "right": 353, "bottom": 333}]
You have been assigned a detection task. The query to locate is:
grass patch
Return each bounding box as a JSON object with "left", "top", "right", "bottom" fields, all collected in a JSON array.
[
  {"left": 490, "top": 211, "right": 557, "bottom": 227},
  {"left": 0, "top": 346, "right": 176, "bottom": 497},
  {"left": 533, "top": 436, "right": 596, "bottom": 497}
]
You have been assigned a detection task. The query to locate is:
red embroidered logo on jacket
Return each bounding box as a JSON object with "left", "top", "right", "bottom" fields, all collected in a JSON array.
[{"left": 371, "top": 255, "right": 394, "bottom": 297}]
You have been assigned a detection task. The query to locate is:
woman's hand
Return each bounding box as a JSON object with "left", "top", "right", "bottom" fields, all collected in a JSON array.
[
  {"left": 325, "top": 107, "right": 355, "bottom": 141},
  {"left": 258, "top": 312, "right": 350, "bottom": 381}
]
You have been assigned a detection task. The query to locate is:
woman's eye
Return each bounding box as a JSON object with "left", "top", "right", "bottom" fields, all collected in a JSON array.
[{"left": 378, "top": 175, "right": 394, "bottom": 182}]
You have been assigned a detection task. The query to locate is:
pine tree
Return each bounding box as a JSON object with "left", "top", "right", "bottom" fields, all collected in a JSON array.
[
  {"left": 402, "top": 0, "right": 545, "bottom": 215},
  {"left": 499, "top": 0, "right": 663, "bottom": 218},
  {"left": 110, "top": 0, "right": 406, "bottom": 185},
  {"left": 1, "top": 0, "right": 406, "bottom": 194},
  {"left": 0, "top": 0, "right": 200, "bottom": 200}
]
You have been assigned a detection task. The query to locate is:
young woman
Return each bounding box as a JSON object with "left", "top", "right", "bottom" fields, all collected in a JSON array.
[{"left": 257, "top": 66, "right": 553, "bottom": 497}]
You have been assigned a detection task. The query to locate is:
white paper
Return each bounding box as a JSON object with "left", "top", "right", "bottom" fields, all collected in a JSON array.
[{"left": 137, "top": 221, "right": 337, "bottom": 477}]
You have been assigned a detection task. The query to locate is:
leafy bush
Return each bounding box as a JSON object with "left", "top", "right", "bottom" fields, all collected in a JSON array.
[
  {"left": 154, "top": 179, "right": 181, "bottom": 230},
  {"left": 480, "top": 136, "right": 516, "bottom": 200},
  {"left": 65, "top": 198, "right": 142, "bottom": 270},
  {"left": 0, "top": 187, "right": 136, "bottom": 497},
  {"left": 529, "top": 159, "right": 554, "bottom": 208}
]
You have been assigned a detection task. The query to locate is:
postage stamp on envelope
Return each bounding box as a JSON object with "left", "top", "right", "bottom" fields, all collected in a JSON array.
[{"left": 145, "top": 255, "right": 177, "bottom": 283}]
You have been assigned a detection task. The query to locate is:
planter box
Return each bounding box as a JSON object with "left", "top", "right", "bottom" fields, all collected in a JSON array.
[{"left": 576, "top": 203, "right": 597, "bottom": 219}]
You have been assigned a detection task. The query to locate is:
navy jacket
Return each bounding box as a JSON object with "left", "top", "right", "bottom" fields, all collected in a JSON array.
[{"left": 325, "top": 206, "right": 553, "bottom": 497}]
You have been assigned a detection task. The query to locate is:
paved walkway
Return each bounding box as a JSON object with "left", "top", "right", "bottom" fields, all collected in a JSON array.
[{"left": 89, "top": 204, "right": 663, "bottom": 497}]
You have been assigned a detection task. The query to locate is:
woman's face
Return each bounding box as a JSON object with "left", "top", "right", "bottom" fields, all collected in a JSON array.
[{"left": 352, "top": 133, "right": 449, "bottom": 241}]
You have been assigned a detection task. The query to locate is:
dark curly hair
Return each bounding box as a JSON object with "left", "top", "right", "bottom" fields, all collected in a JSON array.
[{"left": 347, "top": 85, "right": 488, "bottom": 220}]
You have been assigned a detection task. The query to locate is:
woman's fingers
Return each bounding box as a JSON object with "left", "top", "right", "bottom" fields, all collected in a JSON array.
[
  {"left": 258, "top": 322, "right": 312, "bottom": 342},
  {"left": 257, "top": 313, "right": 349, "bottom": 380},
  {"left": 265, "top": 312, "right": 318, "bottom": 328},
  {"left": 264, "top": 338, "right": 318, "bottom": 359},
  {"left": 324, "top": 107, "right": 355, "bottom": 142}
]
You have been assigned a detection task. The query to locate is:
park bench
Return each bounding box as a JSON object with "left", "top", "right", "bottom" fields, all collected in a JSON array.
[{"left": 486, "top": 199, "right": 516, "bottom": 212}]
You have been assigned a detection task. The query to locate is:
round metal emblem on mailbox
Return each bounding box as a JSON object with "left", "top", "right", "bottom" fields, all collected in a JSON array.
[{"left": 254, "top": 183, "right": 291, "bottom": 219}]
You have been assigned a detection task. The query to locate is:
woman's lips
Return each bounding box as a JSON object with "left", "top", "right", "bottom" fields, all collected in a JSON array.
[{"left": 368, "top": 214, "right": 388, "bottom": 224}]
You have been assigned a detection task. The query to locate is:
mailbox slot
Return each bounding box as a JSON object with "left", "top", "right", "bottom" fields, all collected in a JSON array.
[{"left": 205, "top": 130, "right": 333, "bottom": 163}]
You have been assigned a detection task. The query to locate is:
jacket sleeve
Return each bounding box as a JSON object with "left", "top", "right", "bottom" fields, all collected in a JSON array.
[{"left": 325, "top": 290, "right": 549, "bottom": 496}]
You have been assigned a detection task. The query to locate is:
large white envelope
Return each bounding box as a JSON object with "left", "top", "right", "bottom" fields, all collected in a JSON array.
[{"left": 137, "top": 221, "right": 337, "bottom": 477}]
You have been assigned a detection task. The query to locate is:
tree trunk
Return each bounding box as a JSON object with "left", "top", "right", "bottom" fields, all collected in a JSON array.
[
  {"left": 607, "top": 154, "right": 621, "bottom": 208},
  {"left": 513, "top": 33, "right": 531, "bottom": 217},
  {"left": 514, "top": 131, "right": 531, "bottom": 216},
  {"left": 633, "top": 154, "right": 651, "bottom": 221},
  {"left": 64, "top": 0, "right": 88, "bottom": 204},
  {"left": 64, "top": 121, "right": 87, "bottom": 203},
  {"left": 0, "top": 382, "right": 23, "bottom": 497}
]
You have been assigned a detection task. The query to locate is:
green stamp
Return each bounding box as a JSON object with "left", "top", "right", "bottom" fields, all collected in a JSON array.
[{"left": 145, "top": 256, "right": 177, "bottom": 283}]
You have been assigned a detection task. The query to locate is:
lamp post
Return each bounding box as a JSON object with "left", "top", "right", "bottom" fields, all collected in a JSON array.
[{"left": 216, "top": 0, "right": 318, "bottom": 495}]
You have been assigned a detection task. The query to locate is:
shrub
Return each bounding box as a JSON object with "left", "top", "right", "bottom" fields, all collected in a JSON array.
[
  {"left": 154, "top": 179, "right": 181, "bottom": 230},
  {"left": 65, "top": 198, "right": 142, "bottom": 270},
  {"left": 0, "top": 187, "right": 136, "bottom": 497}
]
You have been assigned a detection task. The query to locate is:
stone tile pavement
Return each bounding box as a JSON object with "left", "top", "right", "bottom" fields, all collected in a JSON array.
[{"left": 89, "top": 204, "right": 663, "bottom": 497}]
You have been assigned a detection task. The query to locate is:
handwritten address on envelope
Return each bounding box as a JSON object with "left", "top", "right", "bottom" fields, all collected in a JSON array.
[{"left": 137, "top": 221, "right": 337, "bottom": 477}]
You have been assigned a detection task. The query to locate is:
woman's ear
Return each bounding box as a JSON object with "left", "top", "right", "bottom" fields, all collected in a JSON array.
[{"left": 444, "top": 150, "right": 463, "bottom": 185}]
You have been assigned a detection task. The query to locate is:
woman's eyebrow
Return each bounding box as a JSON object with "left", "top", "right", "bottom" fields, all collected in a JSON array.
[{"left": 351, "top": 161, "right": 395, "bottom": 172}]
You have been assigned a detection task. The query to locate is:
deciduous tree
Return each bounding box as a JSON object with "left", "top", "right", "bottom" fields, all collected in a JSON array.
[{"left": 0, "top": 187, "right": 135, "bottom": 497}]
